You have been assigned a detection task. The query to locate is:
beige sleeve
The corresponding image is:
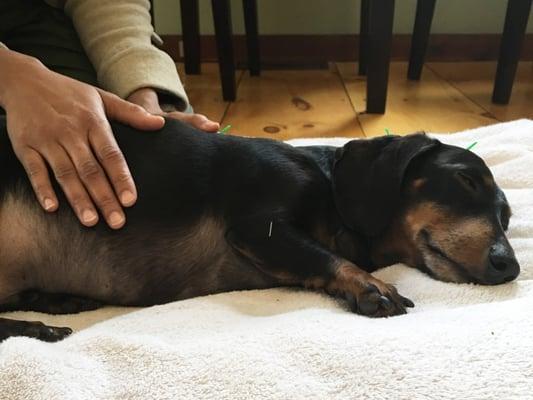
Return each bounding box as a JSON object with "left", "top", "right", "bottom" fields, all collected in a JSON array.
[
  {"left": 0, "top": 42, "right": 7, "bottom": 50},
  {"left": 64, "top": 0, "right": 189, "bottom": 111}
]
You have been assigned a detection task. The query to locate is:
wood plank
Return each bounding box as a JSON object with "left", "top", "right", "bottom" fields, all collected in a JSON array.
[
  {"left": 337, "top": 61, "right": 499, "bottom": 137},
  {"left": 221, "top": 66, "right": 364, "bottom": 141},
  {"left": 176, "top": 63, "right": 235, "bottom": 122},
  {"left": 428, "top": 61, "right": 533, "bottom": 121}
]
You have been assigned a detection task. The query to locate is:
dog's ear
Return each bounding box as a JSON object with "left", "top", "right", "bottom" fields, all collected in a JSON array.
[{"left": 333, "top": 133, "right": 440, "bottom": 237}]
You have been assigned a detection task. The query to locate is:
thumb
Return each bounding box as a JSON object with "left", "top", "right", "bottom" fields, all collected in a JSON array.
[{"left": 98, "top": 89, "right": 165, "bottom": 131}]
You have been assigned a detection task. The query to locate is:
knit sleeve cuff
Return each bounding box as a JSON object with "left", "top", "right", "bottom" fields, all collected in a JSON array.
[{"left": 98, "top": 47, "right": 189, "bottom": 111}]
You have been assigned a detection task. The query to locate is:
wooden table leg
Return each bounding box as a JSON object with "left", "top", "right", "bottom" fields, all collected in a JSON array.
[
  {"left": 243, "top": 0, "right": 261, "bottom": 76},
  {"left": 366, "top": 0, "right": 395, "bottom": 114},
  {"left": 180, "top": 0, "right": 201, "bottom": 74},
  {"left": 408, "top": 0, "right": 437, "bottom": 80},
  {"left": 212, "top": 0, "right": 237, "bottom": 101},
  {"left": 358, "top": 0, "right": 370, "bottom": 76},
  {"left": 149, "top": 0, "right": 155, "bottom": 28},
  {"left": 492, "top": 0, "right": 532, "bottom": 104}
]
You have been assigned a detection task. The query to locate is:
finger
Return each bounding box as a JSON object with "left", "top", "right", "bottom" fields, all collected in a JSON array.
[
  {"left": 18, "top": 148, "right": 58, "bottom": 212},
  {"left": 62, "top": 141, "right": 126, "bottom": 229},
  {"left": 87, "top": 120, "right": 137, "bottom": 208},
  {"left": 190, "top": 114, "right": 219, "bottom": 132},
  {"left": 203, "top": 120, "right": 220, "bottom": 132},
  {"left": 168, "top": 112, "right": 220, "bottom": 132},
  {"left": 46, "top": 145, "right": 99, "bottom": 227},
  {"left": 98, "top": 89, "right": 165, "bottom": 131}
]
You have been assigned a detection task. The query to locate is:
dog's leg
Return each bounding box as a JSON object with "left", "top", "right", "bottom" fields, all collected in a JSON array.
[
  {"left": 0, "top": 318, "right": 72, "bottom": 342},
  {"left": 0, "top": 291, "right": 96, "bottom": 342},
  {"left": 0, "top": 281, "right": 73, "bottom": 341},
  {"left": 227, "top": 218, "right": 413, "bottom": 317},
  {"left": 0, "top": 290, "right": 103, "bottom": 314}
]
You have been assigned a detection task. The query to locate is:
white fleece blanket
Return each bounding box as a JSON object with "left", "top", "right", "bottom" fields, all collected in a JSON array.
[{"left": 1, "top": 120, "right": 533, "bottom": 400}]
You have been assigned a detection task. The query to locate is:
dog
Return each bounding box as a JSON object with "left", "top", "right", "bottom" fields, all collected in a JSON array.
[{"left": 0, "top": 118, "right": 519, "bottom": 342}]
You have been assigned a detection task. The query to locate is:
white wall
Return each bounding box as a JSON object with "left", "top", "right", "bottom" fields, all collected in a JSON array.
[{"left": 153, "top": 0, "right": 532, "bottom": 35}]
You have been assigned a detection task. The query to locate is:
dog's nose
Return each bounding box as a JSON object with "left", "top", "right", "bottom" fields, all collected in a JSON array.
[{"left": 485, "top": 244, "right": 520, "bottom": 284}]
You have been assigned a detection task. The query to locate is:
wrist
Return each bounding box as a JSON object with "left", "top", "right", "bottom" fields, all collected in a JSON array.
[{"left": 0, "top": 49, "right": 44, "bottom": 108}]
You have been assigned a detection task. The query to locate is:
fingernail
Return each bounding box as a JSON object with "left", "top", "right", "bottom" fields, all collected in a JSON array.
[
  {"left": 44, "top": 198, "right": 55, "bottom": 211},
  {"left": 203, "top": 121, "right": 219, "bottom": 131},
  {"left": 120, "top": 190, "right": 136, "bottom": 206},
  {"left": 82, "top": 209, "right": 98, "bottom": 224},
  {"left": 109, "top": 211, "right": 125, "bottom": 227}
]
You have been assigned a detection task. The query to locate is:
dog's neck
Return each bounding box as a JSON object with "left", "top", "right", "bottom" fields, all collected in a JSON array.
[{"left": 318, "top": 146, "right": 421, "bottom": 271}]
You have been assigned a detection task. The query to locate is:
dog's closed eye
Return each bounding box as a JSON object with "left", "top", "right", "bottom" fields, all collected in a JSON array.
[{"left": 455, "top": 171, "right": 478, "bottom": 193}]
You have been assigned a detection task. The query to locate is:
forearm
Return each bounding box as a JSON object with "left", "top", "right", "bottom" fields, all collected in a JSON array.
[{"left": 64, "top": 0, "right": 189, "bottom": 110}]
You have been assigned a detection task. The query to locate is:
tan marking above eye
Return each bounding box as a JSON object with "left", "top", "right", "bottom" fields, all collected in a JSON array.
[
  {"left": 411, "top": 179, "right": 427, "bottom": 190},
  {"left": 483, "top": 175, "right": 495, "bottom": 188}
]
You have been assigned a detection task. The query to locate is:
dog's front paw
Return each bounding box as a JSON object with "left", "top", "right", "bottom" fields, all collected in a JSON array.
[
  {"left": 347, "top": 280, "right": 414, "bottom": 317},
  {"left": 22, "top": 321, "right": 72, "bottom": 342},
  {"left": 330, "top": 265, "right": 414, "bottom": 318}
]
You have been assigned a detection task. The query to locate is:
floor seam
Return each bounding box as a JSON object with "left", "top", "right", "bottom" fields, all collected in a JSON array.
[
  {"left": 425, "top": 63, "right": 501, "bottom": 122},
  {"left": 220, "top": 69, "right": 245, "bottom": 124},
  {"left": 333, "top": 62, "right": 368, "bottom": 138}
]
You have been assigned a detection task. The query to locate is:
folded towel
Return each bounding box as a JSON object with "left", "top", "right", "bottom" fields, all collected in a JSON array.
[{"left": 1, "top": 120, "right": 532, "bottom": 400}]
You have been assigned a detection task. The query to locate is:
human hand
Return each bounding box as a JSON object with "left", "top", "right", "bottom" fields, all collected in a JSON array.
[
  {"left": 0, "top": 49, "right": 165, "bottom": 229},
  {"left": 127, "top": 88, "right": 220, "bottom": 132}
]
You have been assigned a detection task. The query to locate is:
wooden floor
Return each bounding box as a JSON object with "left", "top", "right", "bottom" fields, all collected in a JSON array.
[{"left": 178, "top": 62, "right": 533, "bottom": 140}]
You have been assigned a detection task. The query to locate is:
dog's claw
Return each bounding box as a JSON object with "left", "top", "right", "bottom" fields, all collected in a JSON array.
[
  {"left": 359, "top": 283, "right": 413, "bottom": 317},
  {"left": 401, "top": 296, "right": 415, "bottom": 308},
  {"left": 335, "top": 270, "right": 413, "bottom": 318}
]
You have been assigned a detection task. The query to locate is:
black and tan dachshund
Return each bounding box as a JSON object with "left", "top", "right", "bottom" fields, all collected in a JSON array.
[{"left": 0, "top": 118, "right": 519, "bottom": 342}]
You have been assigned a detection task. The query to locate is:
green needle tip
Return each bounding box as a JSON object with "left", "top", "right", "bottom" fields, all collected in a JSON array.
[
  {"left": 219, "top": 124, "right": 232, "bottom": 134},
  {"left": 466, "top": 141, "right": 478, "bottom": 151},
  {"left": 385, "top": 128, "right": 392, "bottom": 136}
]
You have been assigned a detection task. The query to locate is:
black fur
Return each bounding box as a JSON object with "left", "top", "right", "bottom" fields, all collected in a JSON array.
[{"left": 0, "top": 117, "right": 518, "bottom": 341}]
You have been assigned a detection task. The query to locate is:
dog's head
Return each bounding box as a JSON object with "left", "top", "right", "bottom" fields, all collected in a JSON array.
[{"left": 333, "top": 133, "right": 519, "bottom": 285}]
